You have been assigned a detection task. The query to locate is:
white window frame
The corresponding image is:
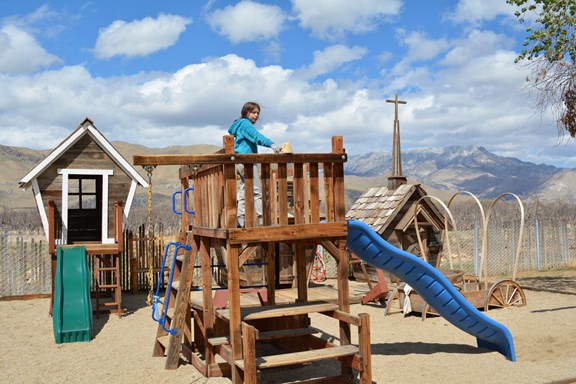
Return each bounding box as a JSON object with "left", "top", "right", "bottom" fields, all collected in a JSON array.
[{"left": 58, "top": 169, "right": 114, "bottom": 244}]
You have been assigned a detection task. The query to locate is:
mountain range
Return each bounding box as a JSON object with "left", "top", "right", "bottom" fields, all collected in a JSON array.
[
  {"left": 346, "top": 145, "right": 576, "bottom": 202},
  {"left": 2, "top": 143, "right": 574, "bottom": 211}
]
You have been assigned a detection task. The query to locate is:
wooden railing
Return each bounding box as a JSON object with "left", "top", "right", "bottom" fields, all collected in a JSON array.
[
  {"left": 179, "top": 136, "right": 347, "bottom": 233},
  {"left": 47, "top": 199, "right": 124, "bottom": 255},
  {"left": 134, "top": 136, "right": 348, "bottom": 239}
]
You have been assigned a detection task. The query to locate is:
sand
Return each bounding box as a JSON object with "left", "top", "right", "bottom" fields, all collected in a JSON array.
[{"left": 1, "top": 273, "right": 575, "bottom": 384}]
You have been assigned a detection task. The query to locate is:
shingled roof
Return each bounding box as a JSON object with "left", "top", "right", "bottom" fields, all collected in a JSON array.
[{"left": 346, "top": 183, "right": 445, "bottom": 236}]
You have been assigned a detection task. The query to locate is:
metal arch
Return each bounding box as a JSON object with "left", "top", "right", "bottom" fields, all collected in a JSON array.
[
  {"left": 446, "top": 191, "right": 488, "bottom": 285},
  {"left": 485, "top": 193, "right": 526, "bottom": 281},
  {"left": 414, "top": 195, "right": 463, "bottom": 270}
]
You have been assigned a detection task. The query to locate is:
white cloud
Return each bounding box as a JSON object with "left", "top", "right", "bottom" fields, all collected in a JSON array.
[
  {"left": 292, "top": 0, "right": 402, "bottom": 39},
  {"left": 448, "top": 0, "right": 517, "bottom": 25},
  {"left": 296, "top": 44, "right": 367, "bottom": 79},
  {"left": 442, "top": 29, "right": 515, "bottom": 66},
  {"left": 398, "top": 30, "right": 450, "bottom": 63},
  {"left": 93, "top": 14, "right": 192, "bottom": 59},
  {"left": 0, "top": 25, "right": 61, "bottom": 73},
  {"left": 207, "top": 1, "right": 285, "bottom": 44}
]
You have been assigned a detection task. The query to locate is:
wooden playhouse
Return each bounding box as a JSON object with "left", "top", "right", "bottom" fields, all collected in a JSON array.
[{"left": 18, "top": 117, "right": 148, "bottom": 316}]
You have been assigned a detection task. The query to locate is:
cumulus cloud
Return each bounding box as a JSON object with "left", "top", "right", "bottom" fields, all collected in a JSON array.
[
  {"left": 207, "top": 1, "right": 285, "bottom": 43},
  {"left": 296, "top": 44, "right": 368, "bottom": 79},
  {"left": 292, "top": 0, "right": 402, "bottom": 39},
  {"left": 93, "top": 14, "right": 192, "bottom": 59},
  {"left": 448, "top": 0, "right": 517, "bottom": 25},
  {"left": 397, "top": 30, "right": 451, "bottom": 63},
  {"left": 0, "top": 25, "right": 61, "bottom": 73}
]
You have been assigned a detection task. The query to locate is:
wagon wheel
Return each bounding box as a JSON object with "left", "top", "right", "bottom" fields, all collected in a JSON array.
[
  {"left": 484, "top": 279, "right": 527, "bottom": 311},
  {"left": 383, "top": 286, "right": 403, "bottom": 316}
]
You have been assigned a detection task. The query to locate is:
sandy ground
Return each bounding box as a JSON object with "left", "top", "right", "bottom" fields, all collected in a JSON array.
[{"left": 1, "top": 272, "right": 575, "bottom": 384}]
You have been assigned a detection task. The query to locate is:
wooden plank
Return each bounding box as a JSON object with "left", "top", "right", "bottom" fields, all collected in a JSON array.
[
  {"left": 191, "top": 226, "right": 228, "bottom": 239},
  {"left": 309, "top": 163, "right": 320, "bottom": 223},
  {"left": 277, "top": 374, "right": 354, "bottom": 384},
  {"left": 261, "top": 163, "right": 272, "bottom": 226},
  {"left": 278, "top": 164, "right": 288, "bottom": 226},
  {"left": 235, "top": 344, "right": 358, "bottom": 370},
  {"left": 358, "top": 313, "right": 372, "bottom": 383},
  {"left": 133, "top": 153, "right": 347, "bottom": 166},
  {"left": 242, "top": 322, "right": 258, "bottom": 382},
  {"left": 228, "top": 222, "right": 347, "bottom": 244},
  {"left": 200, "top": 237, "right": 215, "bottom": 366},
  {"left": 217, "top": 301, "right": 338, "bottom": 321},
  {"left": 257, "top": 327, "right": 320, "bottom": 341}
]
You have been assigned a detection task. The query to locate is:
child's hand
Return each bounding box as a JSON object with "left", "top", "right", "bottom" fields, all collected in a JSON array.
[{"left": 271, "top": 144, "right": 281, "bottom": 153}]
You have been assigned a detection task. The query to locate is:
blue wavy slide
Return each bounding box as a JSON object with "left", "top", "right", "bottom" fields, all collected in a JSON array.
[{"left": 347, "top": 220, "right": 516, "bottom": 361}]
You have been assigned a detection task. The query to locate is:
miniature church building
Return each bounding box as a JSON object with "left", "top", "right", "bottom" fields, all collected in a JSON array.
[{"left": 346, "top": 94, "right": 446, "bottom": 302}]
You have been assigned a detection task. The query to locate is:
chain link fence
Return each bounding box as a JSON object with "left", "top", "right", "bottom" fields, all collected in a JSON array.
[
  {"left": 438, "top": 219, "right": 576, "bottom": 279},
  {"left": 2, "top": 219, "right": 575, "bottom": 298}
]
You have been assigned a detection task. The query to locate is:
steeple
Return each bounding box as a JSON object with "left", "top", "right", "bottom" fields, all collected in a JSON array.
[{"left": 386, "top": 93, "right": 408, "bottom": 189}]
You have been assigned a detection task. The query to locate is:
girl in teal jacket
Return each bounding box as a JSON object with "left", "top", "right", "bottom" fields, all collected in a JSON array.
[
  {"left": 227, "top": 101, "right": 280, "bottom": 154},
  {"left": 228, "top": 102, "right": 281, "bottom": 227}
]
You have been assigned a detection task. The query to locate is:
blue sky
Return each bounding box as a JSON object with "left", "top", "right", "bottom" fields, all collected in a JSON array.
[{"left": 1, "top": 0, "right": 574, "bottom": 168}]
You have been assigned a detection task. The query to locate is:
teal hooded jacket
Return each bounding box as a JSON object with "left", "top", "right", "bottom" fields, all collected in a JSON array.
[{"left": 228, "top": 118, "right": 273, "bottom": 154}]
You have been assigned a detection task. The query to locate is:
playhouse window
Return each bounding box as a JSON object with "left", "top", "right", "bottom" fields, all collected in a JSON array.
[{"left": 68, "top": 176, "right": 98, "bottom": 209}]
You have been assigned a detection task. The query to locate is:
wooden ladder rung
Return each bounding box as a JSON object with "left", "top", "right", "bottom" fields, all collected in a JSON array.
[
  {"left": 156, "top": 335, "right": 170, "bottom": 349},
  {"left": 98, "top": 284, "right": 118, "bottom": 289},
  {"left": 257, "top": 327, "right": 320, "bottom": 341},
  {"left": 236, "top": 345, "right": 359, "bottom": 370},
  {"left": 101, "top": 302, "right": 119, "bottom": 307},
  {"left": 97, "top": 267, "right": 117, "bottom": 271},
  {"left": 208, "top": 336, "right": 230, "bottom": 346}
]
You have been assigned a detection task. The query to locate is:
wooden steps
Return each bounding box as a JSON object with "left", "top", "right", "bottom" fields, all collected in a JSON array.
[
  {"left": 235, "top": 344, "right": 358, "bottom": 370},
  {"left": 93, "top": 254, "right": 123, "bottom": 318}
]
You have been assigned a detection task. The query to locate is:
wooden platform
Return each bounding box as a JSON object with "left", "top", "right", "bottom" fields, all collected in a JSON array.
[{"left": 189, "top": 280, "right": 371, "bottom": 309}]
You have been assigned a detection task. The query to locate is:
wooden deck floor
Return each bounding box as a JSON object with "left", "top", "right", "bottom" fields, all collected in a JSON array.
[{"left": 189, "top": 279, "right": 373, "bottom": 309}]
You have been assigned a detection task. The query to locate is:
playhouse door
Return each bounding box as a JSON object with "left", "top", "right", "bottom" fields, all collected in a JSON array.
[{"left": 67, "top": 175, "right": 102, "bottom": 242}]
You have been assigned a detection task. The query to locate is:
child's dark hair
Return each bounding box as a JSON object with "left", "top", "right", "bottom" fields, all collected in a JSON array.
[{"left": 240, "top": 102, "right": 261, "bottom": 118}]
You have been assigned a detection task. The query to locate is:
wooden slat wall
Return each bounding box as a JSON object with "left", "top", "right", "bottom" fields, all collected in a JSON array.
[{"left": 190, "top": 154, "right": 346, "bottom": 229}]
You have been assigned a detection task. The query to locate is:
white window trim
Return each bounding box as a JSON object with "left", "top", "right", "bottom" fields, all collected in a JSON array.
[{"left": 58, "top": 169, "right": 114, "bottom": 244}]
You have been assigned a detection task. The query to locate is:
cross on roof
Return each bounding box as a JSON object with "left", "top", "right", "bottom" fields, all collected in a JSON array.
[{"left": 386, "top": 93, "right": 407, "bottom": 121}]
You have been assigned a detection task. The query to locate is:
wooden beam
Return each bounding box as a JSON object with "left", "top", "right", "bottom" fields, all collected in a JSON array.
[
  {"left": 228, "top": 222, "right": 347, "bottom": 244},
  {"left": 133, "top": 152, "right": 347, "bottom": 166}
]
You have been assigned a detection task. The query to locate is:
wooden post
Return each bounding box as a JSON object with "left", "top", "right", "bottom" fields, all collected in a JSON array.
[
  {"left": 242, "top": 322, "right": 258, "bottom": 382},
  {"left": 200, "top": 236, "right": 215, "bottom": 370},
  {"left": 359, "top": 313, "right": 372, "bottom": 383}
]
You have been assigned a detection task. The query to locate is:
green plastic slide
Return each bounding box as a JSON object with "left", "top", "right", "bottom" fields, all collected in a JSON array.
[{"left": 52, "top": 246, "right": 93, "bottom": 344}]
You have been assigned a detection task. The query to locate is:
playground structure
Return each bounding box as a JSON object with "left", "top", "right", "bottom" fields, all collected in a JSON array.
[
  {"left": 134, "top": 136, "right": 373, "bottom": 383},
  {"left": 134, "top": 135, "right": 516, "bottom": 383}
]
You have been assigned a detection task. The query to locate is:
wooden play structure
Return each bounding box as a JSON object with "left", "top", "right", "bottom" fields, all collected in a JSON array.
[
  {"left": 133, "top": 135, "right": 372, "bottom": 383},
  {"left": 18, "top": 118, "right": 148, "bottom": 317}
]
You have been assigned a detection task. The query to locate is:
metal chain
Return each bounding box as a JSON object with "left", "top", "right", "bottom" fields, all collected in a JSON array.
[{"left": 144, "top": 165, "right": 156, "bottom": 305}]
